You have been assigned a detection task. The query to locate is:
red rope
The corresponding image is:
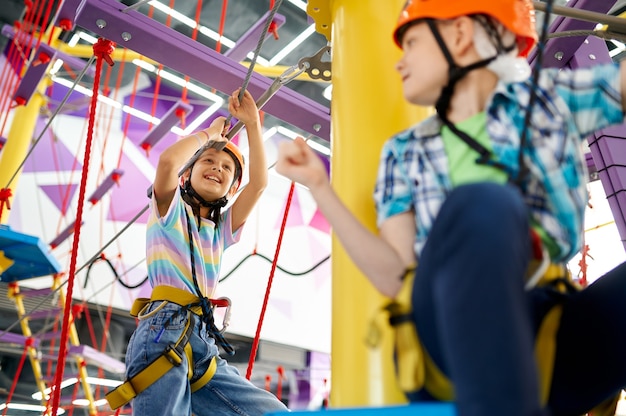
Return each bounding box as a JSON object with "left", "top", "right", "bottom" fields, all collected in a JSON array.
[
  {"left": 0, "top": 187, "right": 12, "bottom": 222},
  {"left": 215, "top": 0, "right": 228, "bottom": 53},
  {"left": 48, "top": 37, "right": 115, "bottom": 416},
  {"left": 245, "top": 182, "right": 295, "bottom": 380},
  {"left": 1, "top": 339, "right": 31, "bottom": 416}
]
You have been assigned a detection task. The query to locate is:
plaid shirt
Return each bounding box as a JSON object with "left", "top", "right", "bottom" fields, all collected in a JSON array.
[{"left": 374, "top": 63, "right": 624, "bottom": 262}]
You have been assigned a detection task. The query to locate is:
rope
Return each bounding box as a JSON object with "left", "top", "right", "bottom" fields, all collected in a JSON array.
[
  {"left": 245, "top": 180, "right": 294, "bottom": 380},
  {"left": 223, "top": 0, "right": 284, "bottom": 128},
  {"left": 515, "top": 0, "right": 554, "bottom": 187},
  {"left": 48, "top": 37, "right": 115, "bottom": 416},
  {"left": 2, "top": 54, "right": 96, "bottom": 190},
  {"left": 1, "top": 339, "right": 31, "bottom": 416}
]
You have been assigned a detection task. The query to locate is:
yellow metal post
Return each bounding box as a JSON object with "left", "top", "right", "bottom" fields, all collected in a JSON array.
[
  {"left": 0, "top": 90, "right": 45, "bottom": 224},
  {"left": 308, "top": 0, "right": 432, "bottom": 407}
]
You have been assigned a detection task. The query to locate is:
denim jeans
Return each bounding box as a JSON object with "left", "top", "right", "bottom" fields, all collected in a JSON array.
[
  {"left": 125, "top": 302, "right": 289, "bottom": 415},
  {"left": 410, "top": 182, "right": 626, "bottom": 416}
]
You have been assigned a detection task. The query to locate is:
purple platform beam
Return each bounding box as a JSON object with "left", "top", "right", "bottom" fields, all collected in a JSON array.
[
  {"left": 68, "top": 344, "right": 125, "bottom": 374},
  {"left": 56, "top": 0, "right": 330, "bottom": 142},
  {"left": 0, "top": 332, "right": 40, "bottom": 348},
  {"left": 49, "top": 220, "right": 83, "bottom": 249},
  {"left": 569, "top": 35, "right": 613, "bottom": 69},
  {"left": 528, "top": 0, "right": 616, "bottom": 68},
  {"left": 587, "top": 125, "right": 626, "bottom": 251},
  {"left": 138, "top": 100, "right": 193, "bottom": 153},
  {"left": 12, "top": 42, "right": 57, "bottom": 106},
  {"left": 224, "top": 11, "right": 286, "bottom": 63},
  {"left": 88, "top": 168, "right": 124, "bottom": 205},
  {"left": 0, "top": 136, "right": 5, "bottom": 150},
  {"left": 1, "top": 24, "right": 95, "bottom": 78}
]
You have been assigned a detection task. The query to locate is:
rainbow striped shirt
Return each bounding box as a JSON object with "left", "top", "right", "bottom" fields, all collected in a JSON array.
[{"left": 146, "top": 187, "right": 241, "bottom": 298}]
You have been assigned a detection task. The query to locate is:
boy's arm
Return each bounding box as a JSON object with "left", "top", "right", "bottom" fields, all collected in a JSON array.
[
  {"left": 228, "top": 89, "right": 268, "bottom": 231},
  {"left": 153, "top": 116, "right": 228, "bottom": 217},
  {"left": 276, "top": 137, "right": 415, "bottom": 298}
]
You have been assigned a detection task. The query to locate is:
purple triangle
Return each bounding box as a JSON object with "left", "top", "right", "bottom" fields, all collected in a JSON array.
[{"left": 40, "top": 184, "right": 78, "bottom": 215}]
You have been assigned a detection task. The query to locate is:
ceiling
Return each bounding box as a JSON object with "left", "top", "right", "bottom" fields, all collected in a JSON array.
[{"left": 1, "top": 0, "right": 626, "bottom": 415}]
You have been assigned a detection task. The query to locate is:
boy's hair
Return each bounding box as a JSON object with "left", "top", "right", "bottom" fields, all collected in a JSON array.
[{"left": 393, "top": 0, "right": 537, "bottom": 57}]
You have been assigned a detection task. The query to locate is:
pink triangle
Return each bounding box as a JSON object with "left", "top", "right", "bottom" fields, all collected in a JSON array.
[
  {"left": 308, "top": 208, "right": 330, "bottom": 234},
  {"left": 40, "top": 184, "right": 78, "bottom": 215},
  {"left": 274, "top": 186, "right": 304, "bottom": 229}
]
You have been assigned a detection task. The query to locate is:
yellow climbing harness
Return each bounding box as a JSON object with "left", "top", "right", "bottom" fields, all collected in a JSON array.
[
  {"left": 105, "top": 286, "right": 230, "bottom": 410},
  {"left": 378, "top": 263, "right": 597, "bottom": 405}
]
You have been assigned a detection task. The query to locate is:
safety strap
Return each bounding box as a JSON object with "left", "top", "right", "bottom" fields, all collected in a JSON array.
[
  {"left": 382, "top": 263, "right": 576, "bottom": 403},
  {"left": 106, "top": 286, "right": 229, "bottom": 410}
]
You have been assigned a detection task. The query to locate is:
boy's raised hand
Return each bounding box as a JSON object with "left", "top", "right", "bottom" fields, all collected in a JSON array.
[{"left": 275, "top": 137, "right": 328, "bottom": 191}]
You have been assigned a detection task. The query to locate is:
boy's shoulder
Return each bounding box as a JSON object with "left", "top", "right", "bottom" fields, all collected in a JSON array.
[{"left": 387, "top": 114, "right": 441, "bottom": 144}]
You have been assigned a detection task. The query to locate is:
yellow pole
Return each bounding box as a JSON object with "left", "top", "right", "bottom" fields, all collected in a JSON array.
[
  {"left": 309, "top": 0, "right": 432, "bottom": 407},
  {"left": 0, "top": 90, "right": 45, "bottom": 224}
]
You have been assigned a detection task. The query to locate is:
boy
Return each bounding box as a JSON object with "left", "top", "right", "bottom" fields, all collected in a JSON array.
[{"left": 275, "top": 1, "right": 626, "bottom": 415}]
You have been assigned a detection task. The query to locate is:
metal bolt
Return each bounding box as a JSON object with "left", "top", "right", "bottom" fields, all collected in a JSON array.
[
  {"left": 554, "top": 51, "right": 564, "bottom": 61},
  {"left": 313, "top": 123, "right": 321, "bottom": 132},
  {"left": 96, "top": 19, "right": 106, "bottom": 28},
  {"left": 121, "top": 32, "right": 132, "bottom": 41},
  {"left": 589, "top": 54, "right": 596, "bottom": 60}
]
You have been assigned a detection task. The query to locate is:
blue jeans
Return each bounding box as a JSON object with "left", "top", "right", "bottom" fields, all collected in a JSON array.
[
  {"left": 125, "top": 302, "right": 289, "bottom": 415},
  {"left": 410, "top": 183, "right": 626, "bottom": 416}
]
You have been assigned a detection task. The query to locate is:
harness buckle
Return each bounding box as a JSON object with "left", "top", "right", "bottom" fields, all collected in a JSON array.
[{"left": 164, "top": 345, "right": 184, "bottom": 366}]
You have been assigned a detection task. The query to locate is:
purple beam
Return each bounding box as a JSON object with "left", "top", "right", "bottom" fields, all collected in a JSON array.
[
  {"left": 68, "top": 344, "right": 126, "bottom": 374},
  {"left": 0, "top": 136, "right": 5, "bottom": 150},
  {"left": 587, "top": 126, "right": 626, "bottom": 251},
  {"left": 88, "top": 168, "right": 124, "bottom": 205},
  {"left": 56, "top": 0, "right": 330, "bottom": 142},
  {"left": 528, "top": 0, "right": 616, "bottom": 68},
  {"left": 0, "top": 331, "right": 40, "bottom": 348},
  {"left": 13, "top": 43, "right": 57, "bottom": 106},
  {"left": 138, "top": 100, "right": 193, "bottom": 152},
  {"left": 49, "top": 220, "right": 83, "bottom": 249},
  {"left": 1, "top": 24, "right": 95, "bottom": 77},
  {"left": 225, "top": 11, "right": 286, "bottom": 63},
  {"left": 568, "top": 35, "right": 613, "bottom": 69}
]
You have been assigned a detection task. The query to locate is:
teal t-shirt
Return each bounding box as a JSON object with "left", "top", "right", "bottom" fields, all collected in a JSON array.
[{"left": 441, "top": 112, "right": 559, "bottom": 257}]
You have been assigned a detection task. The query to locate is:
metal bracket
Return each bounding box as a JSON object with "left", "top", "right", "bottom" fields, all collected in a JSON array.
[{"left": 298, "top": 45, "right": 331, "bottom": 82}]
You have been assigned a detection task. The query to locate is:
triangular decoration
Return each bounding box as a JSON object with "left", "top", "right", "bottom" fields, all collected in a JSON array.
[
  {"left": 40, "top": 184, "right": 78, "bottom": 215},
  {"left": 308, "top": 208, "right": 330, "bottom": 234},
  {"left": 274, "top": 186, "right": 304, "bottom": 229}
]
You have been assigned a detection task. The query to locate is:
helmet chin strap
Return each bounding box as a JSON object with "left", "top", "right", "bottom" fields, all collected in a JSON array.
[
  {"left": 425, "top": 18, "right": 512, "bottom": 174},
  {"left": 181, "top": 179, "right": 228, "bottom": 209},
  {"left": 425, "top": 19, "right": 499, "bottom": 118}
]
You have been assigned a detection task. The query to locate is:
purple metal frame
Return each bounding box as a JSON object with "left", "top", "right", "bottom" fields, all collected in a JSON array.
[
  {"left": 541, "top": 0, "right": 626, "bottom": 251},
  {"left": 224, "top": 10, "right": 286, "bottom": 63},
  {"left": 55, "top": 0, "right": 331, "bottom": 142}
]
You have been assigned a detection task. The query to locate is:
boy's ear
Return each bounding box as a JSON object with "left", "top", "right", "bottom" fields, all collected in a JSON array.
[{"left": 451, "top": 16, "right": 476, "bottom": 57}]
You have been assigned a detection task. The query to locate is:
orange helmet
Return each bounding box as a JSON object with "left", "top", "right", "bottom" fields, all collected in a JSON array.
[
  {"left": 393, "top": 0, "right": 537, "bottom": 57},
  {"left": 222, "top": 140, "right": 245, "bottom": 190},
  {"left": 183, "top": 139, "right": 245, "bottom": 191}
]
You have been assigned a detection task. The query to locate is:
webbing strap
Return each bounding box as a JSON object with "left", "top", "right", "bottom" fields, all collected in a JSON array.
[
  {"left": 191, "top": 354, "right": 218, "bottom": 393},
  {"left": 534, "top": 304, "right": 562, "bottom": 405},
  {"left": 105, "top": 305, "right": 218, "bottom": 410}
]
